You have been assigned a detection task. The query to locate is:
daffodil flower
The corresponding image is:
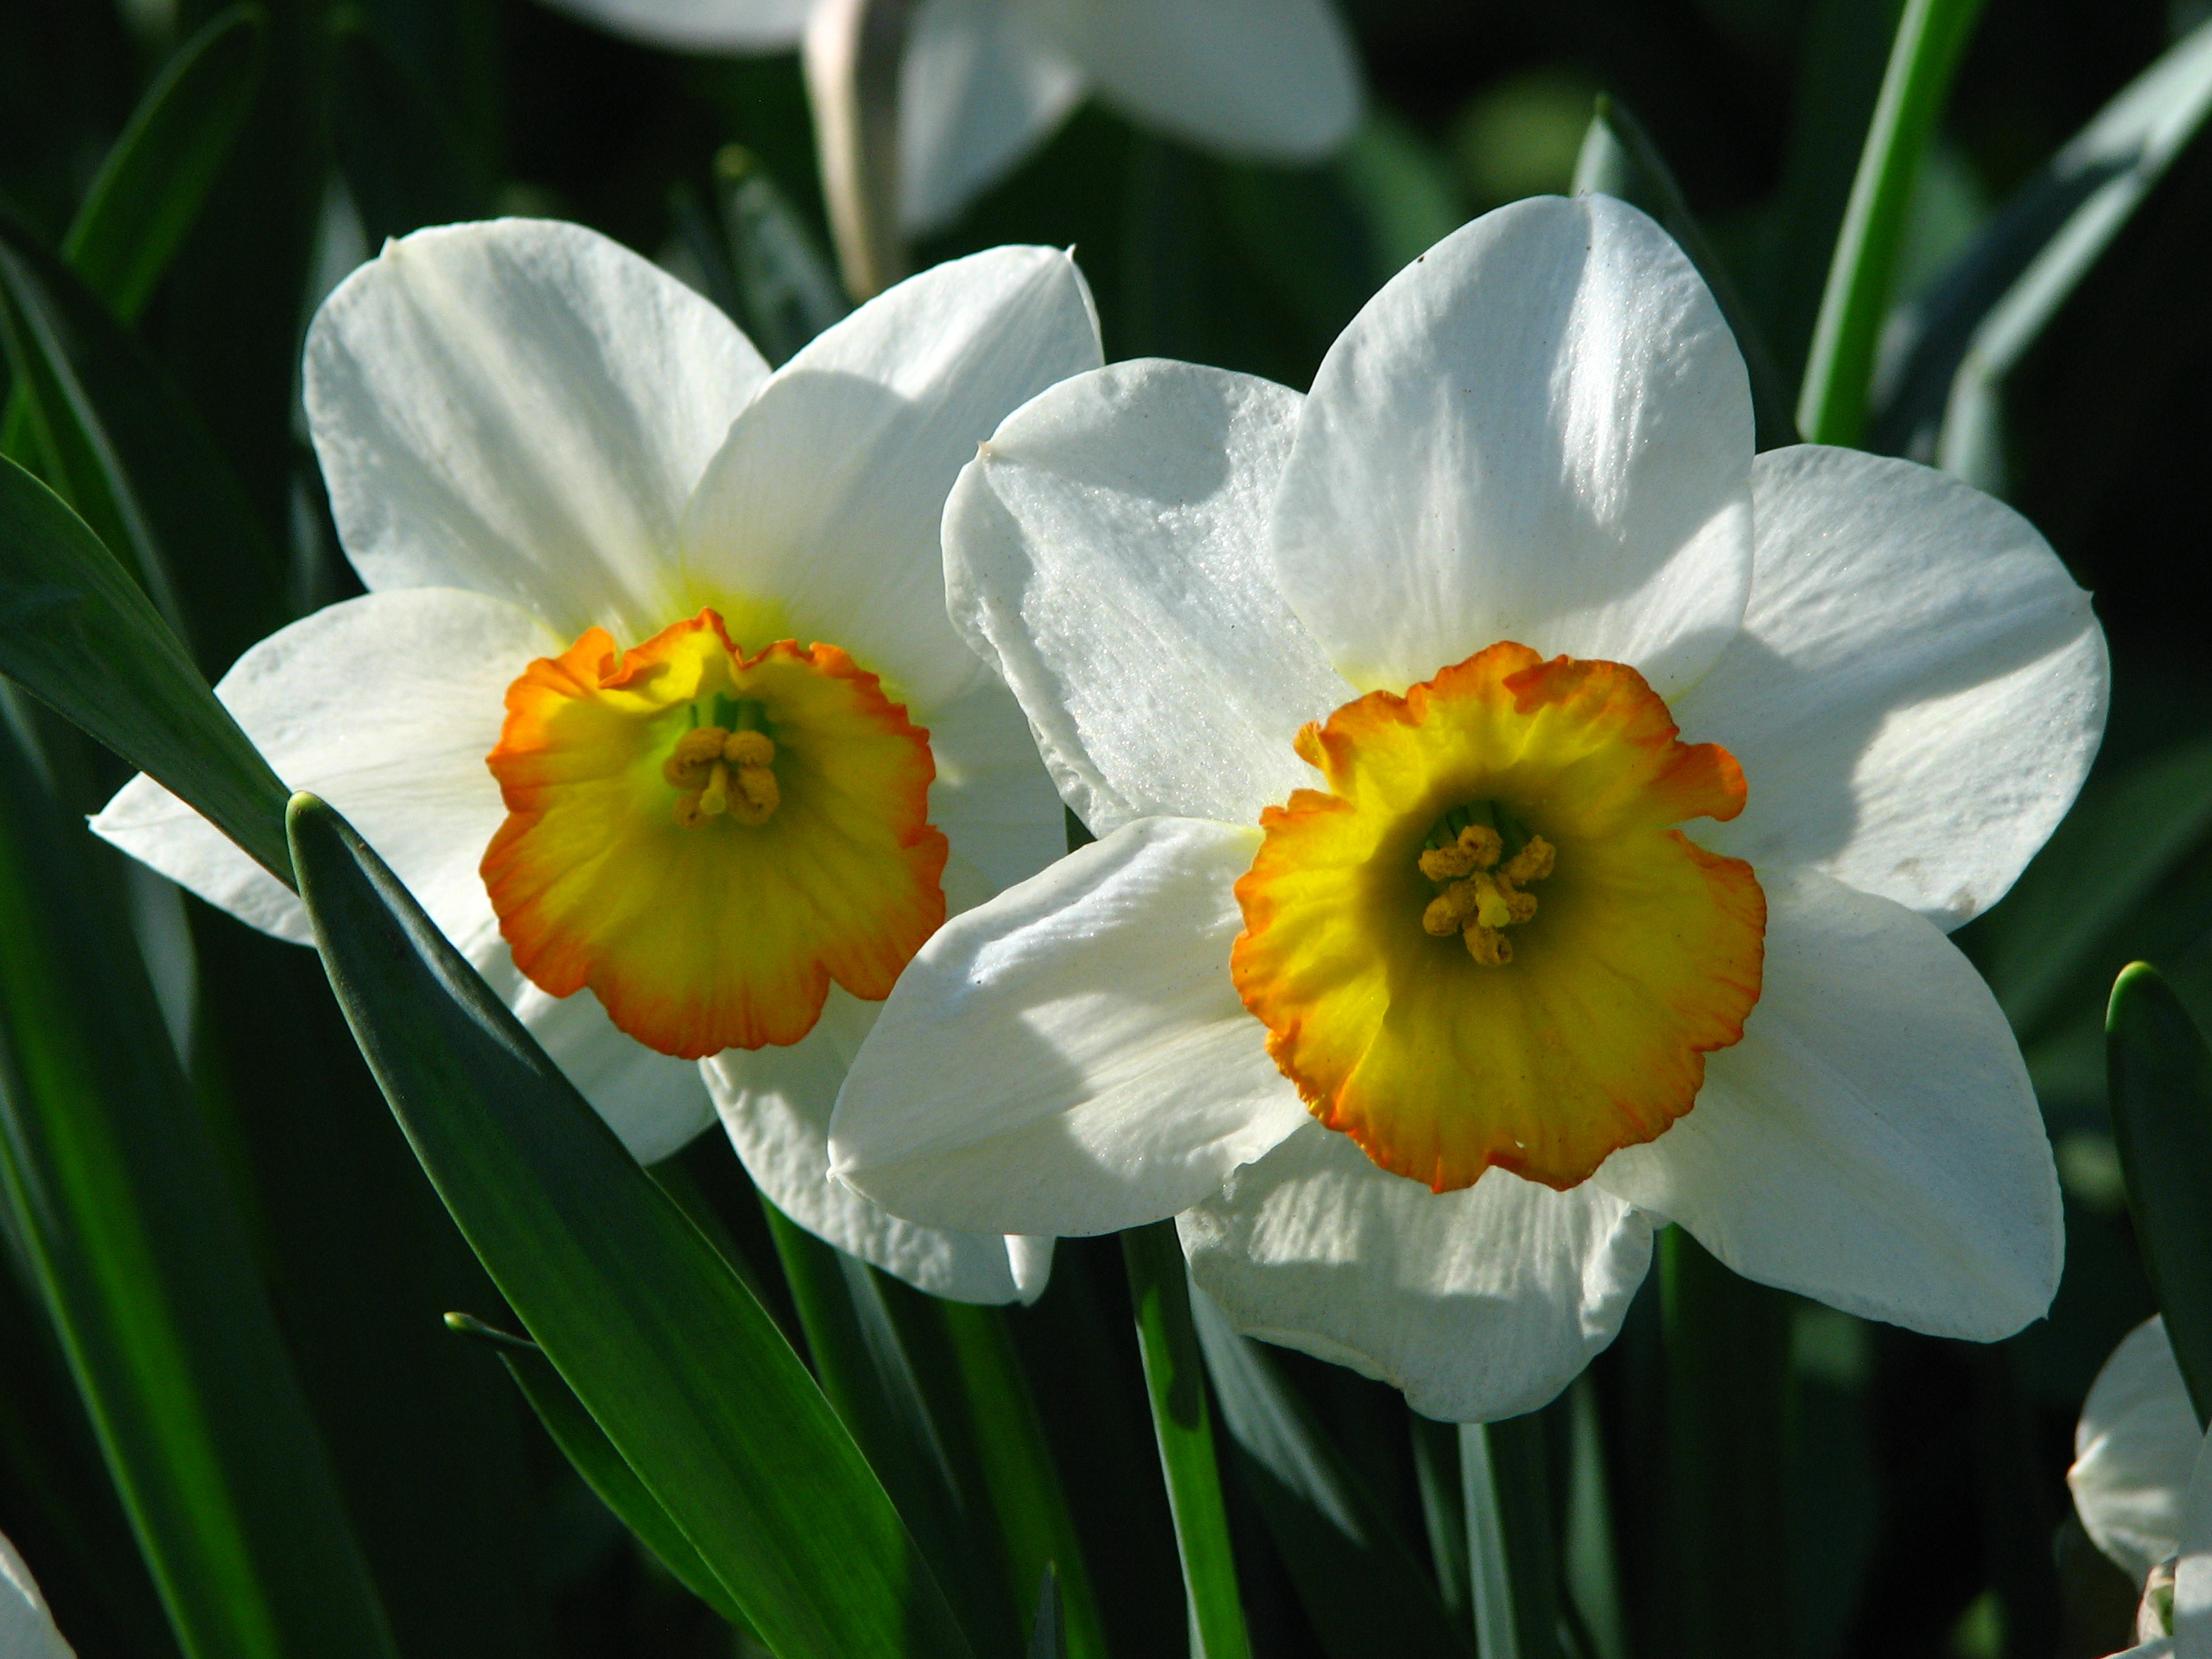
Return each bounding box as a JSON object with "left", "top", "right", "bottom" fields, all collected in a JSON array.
[
  {"left": 2072, "top": 1317, "right": 2212, "bottom": 1655},
  {"left": 93, "top": 217, "right": 1101, "bottom": 1304},
  {"left": 2, "top": 1533, "right": 74, "bottom": 1659},
  {"left": 828, "top": 195, "right": 2108, "bottom": 1418},
  {"left": 538, "top": 0, "right": 1361, "bottom": 235}
]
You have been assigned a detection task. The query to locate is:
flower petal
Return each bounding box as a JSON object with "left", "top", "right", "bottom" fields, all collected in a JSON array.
[
  {"left": 679, "top": 244, "right": 1103, "bottom": 712},
  {"left": 899, "top": 0, "right": 1086, "bottom": 236},
  {"left": 830, "top": 815, "right": 1310, "bottom": 1237},
  {"left": 2073, "top": 1317, "right": 2202, "bottom": 1586},
  {"left": 537, "top": 0, "right": 818, "bottom": 51},
  {"left": 945, "top": 357, "right": 1353, "bottom": 835},
  {"left": 2179, "top": 1432, "right": 2212, "bottom": 1659},
  {"left": 0, "top": 1531, "right": 73, "bottom": 1659},
  {"left": 1673, "top": 445, "right": 2107, "bottom": 930},
  {"left": 709, "top": 984, "right": 1049, "bottom": 1304},
  {"left": 925, "top": 672, "right": 1068, "bottom": 892},
  {"left": 1179, "top": 1121, "right": 1654, "bottom": 1423},
  {"left": 1593, "top": 866, "right": 2060, "bottom": 1339},
  {"left": 90, "top": 588, "right": 559, "bottom": 955},
  {"left": 306, "top": 218, "right": 769, "bottom": 642},
  {"left": 1270, "top": 195, "right": 1753, "bottom": 700},
  {"left": 507, "top": 975, "right": 716, "bottom": 1165},
  {"left": 1035, "top": 0, "right": 1359, "bottom": 161}
]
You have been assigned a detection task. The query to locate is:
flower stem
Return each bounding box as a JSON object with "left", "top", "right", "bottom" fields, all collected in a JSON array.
[
  {"left": 1121, "top": 1221, "right": 1252, "bottom": 1659},
  {"left": 1795, "top": 0, "right": 1987, "bottom": 446},
  {"left": 1661, "top": 1227, "right": 1792, "bottom": 1659},
  {"left": 802, "top": 0, "right": 910, "bottom": 301}
]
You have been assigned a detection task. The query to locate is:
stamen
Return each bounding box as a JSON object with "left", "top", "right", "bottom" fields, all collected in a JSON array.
[
  {"left": 1415, "top": 814, "right": 1554, "bottom": 966},
  {"left": 669, "top": 720, "right": 782, "bottom": 829}
]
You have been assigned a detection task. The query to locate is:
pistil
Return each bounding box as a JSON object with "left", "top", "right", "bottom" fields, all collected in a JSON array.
[
  {"left": 1417, "top": 812, "right": 1554, "bottom": 965},
  {"left": 665, "top": 722, "right": 780, "bottom": 828}
]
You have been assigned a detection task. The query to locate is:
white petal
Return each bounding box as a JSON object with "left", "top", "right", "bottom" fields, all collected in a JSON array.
[
  {"left": 90, "top": 588, "right": 559, "bottom": 957},
  {"left": 679, "top": 244, "right": 1103, "bottom": 711},
  {"left": 946, "top": 358, "right": 1354, "bottom": 836},
  {"left": 306, "top": 218, "right": 769, "bottom": 643},
  {"left": 506, "top": 976, "right": 716, "bottom": 1166},
  {"left": 925, "top": 672, "right": 1067, "bottom": 892},
  {"left": 2073, "top": 1317, "right": 2203, "bottom": 1586},
  {"left": 1179, "top": 1122, "right": 1654, "bottom": 1423},
  {"left": 1594, "top": 866, "right": 2060, "bottom": 1340},
  {"left": 1, "top": 1533, "right": 75, "bottom": 1659},
  {"left": 1035, "top": 0, "right": 1359, "bottom": 161},
  {"left": 1270, "top": 195, "right": 1753, "bottom": 699},
  {"left": 2180, "top": 1430, "right": 2212, "bottom": 1659},
  {"left": 830, "top": 815, "right": 1309, "bottom": 1236},
  {"left": 899, "top": 0, "right": 1085, "bottom": 236},
  {"left": 1674, "top": 445, "right": 2107, "bottom": 931},
  {"left": 537, "top": 0, "right": 818, "bottom": 51},
  {"left": 708, "top": 986, "right": 1049, "bottom": 1304}
]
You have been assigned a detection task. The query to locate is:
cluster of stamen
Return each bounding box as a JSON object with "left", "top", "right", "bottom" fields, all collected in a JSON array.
[
  {"left": 664, "top": 725, "right": 779, "bottom": 828},
  {"left": 1418, "top": 819, "right": 1555, "bottom": 966}
]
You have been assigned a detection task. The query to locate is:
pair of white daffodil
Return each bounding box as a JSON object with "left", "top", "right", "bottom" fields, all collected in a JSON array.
[{"left": 98, "top": 193, "right": 2106, "bottom": 1424}]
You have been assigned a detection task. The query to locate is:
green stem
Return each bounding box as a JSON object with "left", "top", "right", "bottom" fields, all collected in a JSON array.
[
  {"left": 1795, "top": 0, "right": 1988, "bottom": 446},
  {"left": 1122, "top": 1222, "right": 1251, "bottom": 1659},
  {"left": 1661, "top": 1228, "right": 1793, "bottom": 1659},
  {"left": 1461, "top": 1415, "right": 1559, "bottom": 1659}
]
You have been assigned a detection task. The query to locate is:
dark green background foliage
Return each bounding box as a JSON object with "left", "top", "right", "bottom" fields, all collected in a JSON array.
[{"left": 5, "top": 0, "right": 2212, "bottom": 1655}]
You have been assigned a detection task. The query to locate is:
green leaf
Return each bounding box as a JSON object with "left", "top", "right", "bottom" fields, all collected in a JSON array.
[
  {"left": 1121, "top": 1222, "right": 1250, "bottom": 1659},
  {"left": 284, "top": 792, "right": 975, "bottom": 1659},
  {"left": 1869, "top": 16, "right": 2212, "bottom": 481},
  {"left": 1188, "top": 1288, "right": 1470, "bottom": 1658},
  {"left": 694, "top": 145, "right": 851, "bottom": 367},
  {"left": 63, "top": 5, "right": 267, "bottom": 324},
  {"left": 0, "top": 698, "right": 397, "bottom": 1659},
  {"left": 1796, "top": 0, "right": 1989, "bottom": 446},
  {"left": 0, "top": 456, "right": 291, "bottom": 884},
  {"left": 0, "top": 205, "right": 288, "bottom": 676},
  {"left": 2105, "top": 962, "right": 2212, "bottom": 1426},
  {"left": 1572, "top": 95, "right": 1798, "bottom": 452}
]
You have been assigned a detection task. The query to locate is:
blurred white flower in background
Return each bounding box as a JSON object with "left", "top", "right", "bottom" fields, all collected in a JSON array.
[{"left": 1, "top": 1533, "right": 75, "bottom": 1659}]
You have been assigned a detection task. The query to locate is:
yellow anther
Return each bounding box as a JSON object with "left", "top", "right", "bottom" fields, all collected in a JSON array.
[
  {"left": 698, "top": 759, "right": 731, "bottom": 816},
  {"left": 1502, "top": 883, "right": 1538, "bottom": 925},
  {"left": 1418, "top": 823, "right": 1503, "bottom": 881},
  {"left": 724, "top": 730, "right": 775, "bottom": 767},
  {"left": 672, "top": 791, "right": 707, "bottom": 829},
  {"left": 1501, "top": 835, "right": 1555, "bottom": 884},
  {"left": 665, "top": 725, "right": 731, "bottom": 789},
  {"left": 730, "top": 764, "right": 780, "bottom": 824},
  {"left": 1294, "top": 721, "right": 1326, "bottom": 768},
  {"left": 1465, "top": 926, "right": 1512, "bottom": 966},
  {"left": 1423, "top": 882, "right": 1481, "bottom": 936}
]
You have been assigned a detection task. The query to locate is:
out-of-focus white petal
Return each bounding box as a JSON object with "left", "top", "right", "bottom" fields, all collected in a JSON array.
[
  {"left": 2074, "top": 1317, "right": 2203, "bottom": 1587},
  {"left": 537, "top": 0, "right": 819, "bottom": 52},
  {"left": 1595, "top": 867, "right": 2060, "bottom": 1340},
  {"left": 1179, "top": 1122, "right": 1653, "bottom": 1424},
  {"left": 1270, "top": 196, "right": 1752, "bottom": 700},
  {"left": 1675, "top": 446, "right": 2107, "bottom": 931},
  {"left": 945, "top": 357, "right": 1352, "bottom": 835},
  {"left": 306, "top": 218, "right": 769, "bottom": 643},
  {"left": 925, "top": 672, "right": 1067, "bottom": 892},
  {"left": 90, "top": 588, "right": 558, "bottom": 957},
  {"left": 0, "top": 1533, "right": 75, "bottom": 1659},
  {"left": 899, "top": 0, "right": 1084, "bottom": 236},
  {"left": 2179, "top": 1430, "right": 2212, "bottom": 1659},
  {"left": 830, "top": 816, "right": 1309, "bottom": 1237},
  {"left": 679, "top": 244, "right": 1103, "bottom": 709},
  {"left": 506, "top": 976, "right": 716, "bottom": 1165},
  {"left": 709, "top": 984, "right": 1049, "bottom": 1304},
  {"left": 1035, "top": 0, "right": 1359, "bottom": 162}
]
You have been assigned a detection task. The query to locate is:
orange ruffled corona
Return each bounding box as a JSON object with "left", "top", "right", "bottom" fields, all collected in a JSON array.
[
  {"left": 483, "top": 609, "right": 947, "bottom": 1059},
  {"left": 1232, "top": 642, "right": 1766, "bottom": 1192}
]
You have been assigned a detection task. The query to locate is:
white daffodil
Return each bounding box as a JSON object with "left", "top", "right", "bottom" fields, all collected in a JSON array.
[
  {"left": 2, "top": 1533, "right": 74, "bottom": 1659},
  {"left": 538, "top": 0, "right": 1361, "bottom": 236},
  {"left": 93, "top": 216, "right": 1101, "bottom": 1305},
  {"left": 828, "top": 193, "right": 2108, "bottom": 1420},
  {"left": 2072, "top": 1317, "right": 2212, "bottom": 1656}
]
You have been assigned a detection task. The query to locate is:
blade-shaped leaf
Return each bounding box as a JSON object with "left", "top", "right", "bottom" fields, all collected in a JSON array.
[
  {"left": 2105, "top": 962, "right": 2212, "bottom": 1426},
  {"left": 0, "top": 456, "right": 291, "bottom": 883},
  {"left": 0, "top": 698, "right": 397, "bottom": 1659},
  {"left": 1188, "top": 1288, "right": 1470, "bottom": 1659},
  {"left": 284, "top": 792, "right": 974, "bottom": 1659},
  {"left": 64, "top": 5, "right": 266, "bottom": 323}
]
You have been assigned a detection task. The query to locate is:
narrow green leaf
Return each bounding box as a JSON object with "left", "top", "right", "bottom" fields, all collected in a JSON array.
[
  {"left": 285, "top": 793, "right": 973, "bottom": 1659},
  {"left": 1796, "top": 0, "right": 1988, "bottom": 446},
  {"left": 1456, "top": 1423, "right": 1519, "bottom": 1659},
  {"left": 0, "top": 207, "right": 288, "bottom": 675},
  {"left": 0, "top": 698, "right": 397, "bottom": 1659},
  {"left": 712, "top": 145, "right": 850, "bottom": 366},
  {"left": 1188, "top": 1288, "right": 1468, "bottom": 1657},
  {"left": 2105, "top": 962, "right": 2212, "bottom": 1426},
  {"left": 63, "top": 5, "right": 267, "bottom": 323},
  {"left": 1121, "top": 1223, "right": 1250, "bottom": 1659},
  {"left": 0, "top": 456, "right": 291, "bottom": 884},
  {"left": 1408, "top": 1417, "right": 1470, "bottom": 1631},
  {"left": 1573, "top": 95, "right": 1797, "bottom": 451}
]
